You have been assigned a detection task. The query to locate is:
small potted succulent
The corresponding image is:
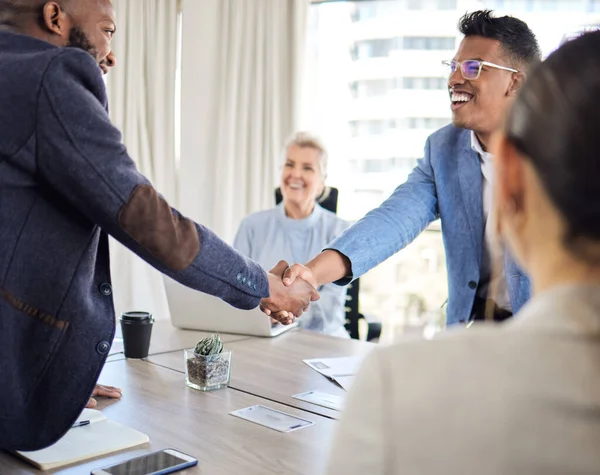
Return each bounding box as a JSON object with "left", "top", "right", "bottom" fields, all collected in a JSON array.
[{"left": 184, "top": 333, "right": 231, "bottom": 391}]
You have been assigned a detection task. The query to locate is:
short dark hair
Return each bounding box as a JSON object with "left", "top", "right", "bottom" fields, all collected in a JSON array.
[
  {"left": 0, "top": 0, "right": 49, "bottom": 27},
  {"left": 458, "top": 10, "right": 541, "bottom": 68},
  {"left": 505, "top": 30, "right": 600, "bottom": 262},
  {"left": 0, "top": 0, "right": 74, "bottom": 28}
]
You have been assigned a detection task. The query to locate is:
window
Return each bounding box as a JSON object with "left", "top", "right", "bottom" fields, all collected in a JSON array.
[
  {"left": 352, "top": 37, "right": 456, "bottom": 57},
  {"left": 352, "top": 38, "right": 398, "bottom": 58},
  {"left": 403, "top": 36, "right": 455, "bottom": 50},
  {"left": 404, "top": 117, "right": 450, "bottom": 129},
  {"left": 351, "top": 0, "right": 456, "bottom": 16},
  {"left": 409, "top": 0, "right": 456, "bottom": 9},
  {"left": 350, "top": 78, "right": 400, "bottom": 97},
  {"left": 351, "top": 188, "right": 386, "bottom": 203},
  {"left": 349, "top": 117, "right": 449, "bottom": 137},
  {"left": 541, "top": 0, "right": 558, "bottom": 10},
  {"left": 361, "top": 157, "right": 419, "bottom": 175},
  {"left": 349, "top": 119, "right": 396, "bottom": 137},
  {"left": 351, "top": 2, "right": 376, "bottom": 21},
  {"left": 364, "top": 158, "right": 395, "bottom": 173},
  {"left": 402, "top": 77, "right": 446, "bottom": 89},
  {"left": 437, "top": 0, "right": 457, "bottom": 9}
]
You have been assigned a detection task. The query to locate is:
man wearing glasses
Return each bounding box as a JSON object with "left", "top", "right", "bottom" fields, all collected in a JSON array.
[{"left": 281, "top": 10, "right": 542, "bottom": 326}]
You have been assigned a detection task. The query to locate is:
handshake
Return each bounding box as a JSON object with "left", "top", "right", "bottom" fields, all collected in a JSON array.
[{"left": 259, "top": 260, "right": 320, "bottom": 325}]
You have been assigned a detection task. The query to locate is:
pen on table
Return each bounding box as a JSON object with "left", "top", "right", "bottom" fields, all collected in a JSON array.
[{"left": 71, "top": 420, "right": 90, "bottom": 428}]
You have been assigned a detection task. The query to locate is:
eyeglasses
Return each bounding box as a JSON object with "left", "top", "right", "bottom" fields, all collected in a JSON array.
[{"left": 442, "top": 59, "right": 518, "bottom": 80}]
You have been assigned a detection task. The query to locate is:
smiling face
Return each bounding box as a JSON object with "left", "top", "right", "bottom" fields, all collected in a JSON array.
[
  {"left": 280, "top": 145, "right": 324, "bottom": 211},
  {"left": 448, "top": 36, "right": 518, "bottom": 138}
]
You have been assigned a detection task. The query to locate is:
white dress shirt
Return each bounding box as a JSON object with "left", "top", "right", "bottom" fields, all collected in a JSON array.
[{"left": 471, "top": 131, "right": 511, "bottom": 311}]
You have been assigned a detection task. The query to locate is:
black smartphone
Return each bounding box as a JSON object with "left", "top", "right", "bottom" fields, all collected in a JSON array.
[{"left": 90, "top": 448, "right": 197, "bottom": 475}]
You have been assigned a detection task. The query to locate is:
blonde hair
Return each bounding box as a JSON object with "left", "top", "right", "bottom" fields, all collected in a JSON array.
[{"left": 282, "top": 131, "right": 329, "bottom": 179}]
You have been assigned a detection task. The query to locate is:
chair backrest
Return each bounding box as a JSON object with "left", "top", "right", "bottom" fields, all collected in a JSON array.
[{"left": 344, "top": 278, "right": 361, "bottom": 339}]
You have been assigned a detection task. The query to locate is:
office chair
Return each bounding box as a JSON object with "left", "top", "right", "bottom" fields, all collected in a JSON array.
[
  {"left": 344, "top": 277, "right": 382, "bottom": 341},
  {"left": 274, "top": 186, "right": 381, "bottom": 341}
]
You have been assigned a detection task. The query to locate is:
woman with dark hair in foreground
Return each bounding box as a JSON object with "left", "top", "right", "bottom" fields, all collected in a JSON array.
[{"left": 326, "top": 31, "right": 600, "bottom": 475}]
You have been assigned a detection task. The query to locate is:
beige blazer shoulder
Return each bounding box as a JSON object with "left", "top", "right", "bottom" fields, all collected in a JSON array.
[{"left": 326, "top": 284, "right": 600, "bottom": 475}]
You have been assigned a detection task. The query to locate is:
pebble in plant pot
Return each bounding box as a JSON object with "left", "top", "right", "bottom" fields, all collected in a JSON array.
[{"left": 185, "top": 333, "right": 231, "bottom": 391}]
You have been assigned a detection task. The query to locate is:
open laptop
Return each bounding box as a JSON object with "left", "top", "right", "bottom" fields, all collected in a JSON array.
[{"left": 164, "top": 276, "right": 297, "bottom": 337}]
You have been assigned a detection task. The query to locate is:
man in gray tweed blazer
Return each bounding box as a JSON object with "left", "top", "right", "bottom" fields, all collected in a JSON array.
[{"left": 0, "top": 0, "right": 315, "bottom": 450}]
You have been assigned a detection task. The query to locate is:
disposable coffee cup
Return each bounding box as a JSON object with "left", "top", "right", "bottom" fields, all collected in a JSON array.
[{"left": 120, "top": 311, "right": 154, "bottom": 359}]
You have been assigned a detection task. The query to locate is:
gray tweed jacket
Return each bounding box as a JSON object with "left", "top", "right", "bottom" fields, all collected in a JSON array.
[{"left": 0, "top": 30, "right": 268, "bottom": 450}]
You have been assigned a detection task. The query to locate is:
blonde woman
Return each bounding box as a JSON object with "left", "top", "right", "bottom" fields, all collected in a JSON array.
[{"left": 234, "top": 132, "right": 350, "bottom": 338}]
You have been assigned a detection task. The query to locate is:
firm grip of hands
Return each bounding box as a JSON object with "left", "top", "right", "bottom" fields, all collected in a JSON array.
[{"left": 260, "top": 260, "right": 319, "bottom": 325}]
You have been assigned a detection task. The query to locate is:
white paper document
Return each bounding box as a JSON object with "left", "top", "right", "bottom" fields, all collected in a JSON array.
[
  {"left": 332, "top": 375, "right": 355, "bottom": 392},
  {"left": 303, "top": 356, "right": 363, "bottom": 378},
  {"left": 303, "top": 356, "right": 365, "bottom": 390},
  {"left": 292, "top": 390, "right": 345, "bottom": 411},
  {"left": 229, "top": 405, "right": 314, "bottom": 433}
]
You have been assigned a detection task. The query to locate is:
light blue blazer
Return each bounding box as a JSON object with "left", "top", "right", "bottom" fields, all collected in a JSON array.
[{"left": 328, "top": 125, "right": 531, "bottom": 325}]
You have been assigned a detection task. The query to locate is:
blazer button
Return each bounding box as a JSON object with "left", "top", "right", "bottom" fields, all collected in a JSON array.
[
  {"left": 247, "top": 280, "right": 253, "bottom": 288},
  {"left": 468, "top": 281, "right": 477, "bottom": 289},
  {"left": 236, "top": 273, "right": 243, "bottom": 283},
  {"left": 242, "top": 276, "right": 247, "bottom": 284},
  {"left": 96, "top": 341, "right": 111, "bottom": 355},
  {"left": 99, "top": 283, "right": 112, "bottom": 296}
]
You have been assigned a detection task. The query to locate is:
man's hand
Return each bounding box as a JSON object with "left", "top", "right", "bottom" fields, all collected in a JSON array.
[
  {"left": 283, "top": 251, "right": 351, "bottom": 288},
  {"left": 260, "top": 260, "right": 319, "bottom": 324},
  {"left": 282, "top": 263, "right": 318, "bottom": 288},
  {"left": 86, "top": 384, "right": 122, "bottom": 408}
]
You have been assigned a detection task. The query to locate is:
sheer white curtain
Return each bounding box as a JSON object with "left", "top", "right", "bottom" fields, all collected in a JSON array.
[
  {"left": 105, "top": 0, "right": 179, "bottom": 321},
  {"left": 179, "top": 0, "right": 309, "bottom": 242}
]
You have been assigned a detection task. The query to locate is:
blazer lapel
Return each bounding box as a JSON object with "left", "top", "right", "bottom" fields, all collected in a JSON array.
[{"left": 457, "top": 133, "right": 484, "bottom": 266}]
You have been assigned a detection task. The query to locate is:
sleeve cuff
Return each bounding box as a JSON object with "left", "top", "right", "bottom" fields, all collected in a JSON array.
[{"left": 322, "top": 247, "right": 354, "bottom": 286}]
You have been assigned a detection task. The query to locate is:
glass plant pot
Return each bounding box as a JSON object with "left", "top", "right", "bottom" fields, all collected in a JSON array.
[{"left": 184, "top": 349, "right": 231, "bottom": 391}]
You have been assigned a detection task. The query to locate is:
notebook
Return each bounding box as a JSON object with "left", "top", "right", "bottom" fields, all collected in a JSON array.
[{"left": 16, "top": 409, "right": 149, "bottom": 471}]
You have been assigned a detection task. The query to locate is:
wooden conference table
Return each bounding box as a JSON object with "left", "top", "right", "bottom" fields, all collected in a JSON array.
[{"left": 0, "top": 323, "right": 374, "bottom": 475}]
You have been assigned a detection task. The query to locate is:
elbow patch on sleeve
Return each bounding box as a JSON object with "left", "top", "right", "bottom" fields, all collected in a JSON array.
[{"left": 118, "top": 184, "right": 200, "bottom": 271}]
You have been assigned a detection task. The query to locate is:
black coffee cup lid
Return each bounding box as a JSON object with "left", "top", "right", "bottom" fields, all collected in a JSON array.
[{"left": 120, "top": 311, "right": 154, "bottom": 322}]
